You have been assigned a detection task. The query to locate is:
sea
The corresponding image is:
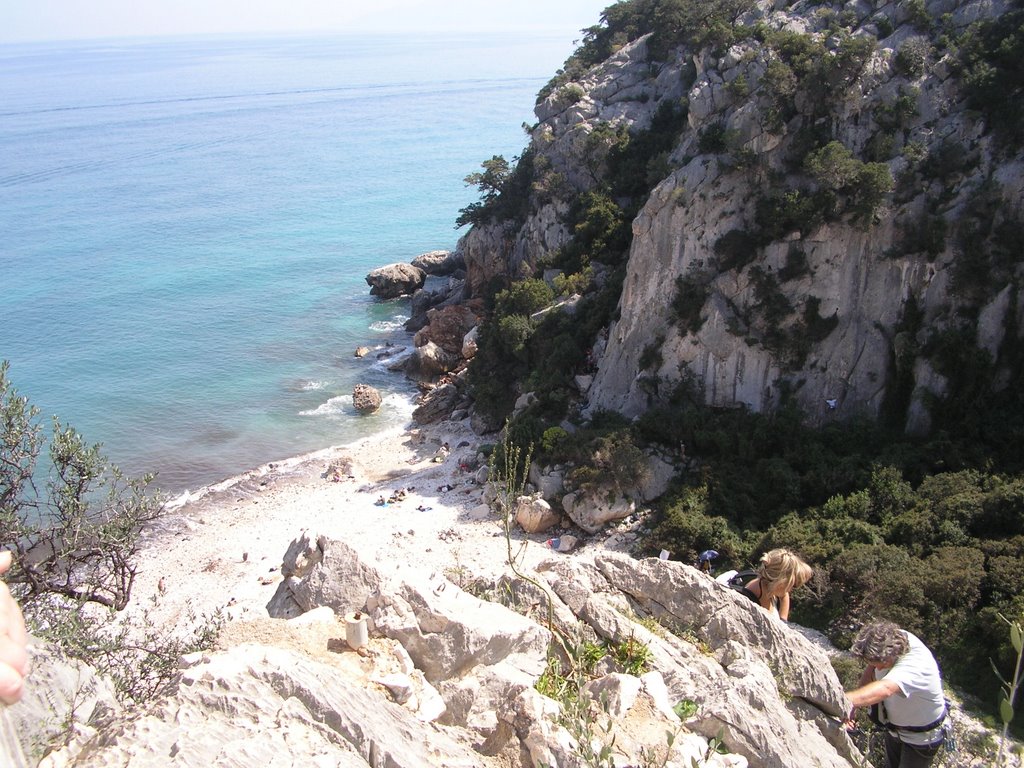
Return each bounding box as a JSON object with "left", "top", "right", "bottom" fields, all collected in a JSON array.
[{"left": 0, "top": 31, "right": 577, "bottom": 498}]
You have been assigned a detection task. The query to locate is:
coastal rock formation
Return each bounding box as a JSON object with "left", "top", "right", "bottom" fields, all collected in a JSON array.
[
  {"left": 44, "top": 540, "right": 871, "bottom": 767},
  {"left": 412, "top": 304, "right": 480, "bottom": 359},
  {"left": 351, "top": 384, "right": 382, "bottom": 413},
  {"left": 453, "top": 0, "right": 1024, "bottom": 435},
  {"left": 365, "top": 262, "right": 425, "bottom": 299},
  {"left": 412, "top": 380, "right": 462, "bottom": 424},
  {"left": 410, "top": 249, "right": 465, "bottom": 276}
]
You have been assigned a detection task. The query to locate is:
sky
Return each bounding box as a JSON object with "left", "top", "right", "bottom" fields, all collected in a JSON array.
[{"left": 1, "top": 0, "right": 613, "bottom": 44}]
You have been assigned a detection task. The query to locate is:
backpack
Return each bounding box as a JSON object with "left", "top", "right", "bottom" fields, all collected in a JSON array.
[{"left": 720, "top": 569, "right": 760, "bottom": 601}]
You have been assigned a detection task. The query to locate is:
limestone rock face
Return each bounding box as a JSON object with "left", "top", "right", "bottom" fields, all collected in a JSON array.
[
  {"left": 365, "top": 262, "right": 426, "bottom": 298},
  {"left": 539, "top": 553, "right": 861, "bottom": 768},
  {"left": 351, "top": 384, "right": 382, "bottom": 413},
  {"left": 48, "top": 538, "right": 898, "bottom": 767},
  {"left": 11, "top": 640, "right": 121, "bottom": 762},
  {"left": 457, "top": 0, "right": 1024, "bottom": 434},
  {"left": 59, "top": 644, "right": 484, "bottom": 768}
]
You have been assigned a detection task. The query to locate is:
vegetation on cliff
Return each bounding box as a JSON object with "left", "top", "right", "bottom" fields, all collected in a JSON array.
[{"left": 461, "top": 0, "right": 1024, "bottom": 717}]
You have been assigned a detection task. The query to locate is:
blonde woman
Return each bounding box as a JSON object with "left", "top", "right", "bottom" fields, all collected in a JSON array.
[{"left": 738, "top": 548, "right": 813, "bottom": 621}]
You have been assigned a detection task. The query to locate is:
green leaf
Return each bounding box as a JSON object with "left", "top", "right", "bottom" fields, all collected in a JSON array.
[
  {"left": 1011, "top": 623, "right": 1023, "bottom": 654},
  {"left": 1001, "top": 696, "right": 1015, "bottom": 724}
]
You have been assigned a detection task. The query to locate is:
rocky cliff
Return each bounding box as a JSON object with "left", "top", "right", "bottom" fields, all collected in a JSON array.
[
  {"left": 458, "top": 0, "right": 1024, "bottom": 435},
  {"left": 28, "top": 537, "right": 871, "bottom": 767}
]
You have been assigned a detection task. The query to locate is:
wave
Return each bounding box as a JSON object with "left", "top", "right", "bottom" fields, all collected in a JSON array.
[
  {"left": 285, "top": 379, "right": 330, "bottom": 393},
  {"left": 299, "top": 394, "right": 351, "bottom": 417},
  {"left": 369, "top": 317, "right": 409, "bottom": 333}
]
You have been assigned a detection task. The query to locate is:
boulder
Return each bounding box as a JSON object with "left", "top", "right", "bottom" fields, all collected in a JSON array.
[
  {"left": 410, "top": 341, "right": 460, "bottom": 378},
  {"left": 636, "top": 449, "right": 677, "bottom": 501},
  {"left": 561, "top": 489, "right": 636, "bottom": 533},
  {"left": 461, "top": 326, "right": 479, "bottom": 359},
  {"left": 267, "top": 537, "right": 383, "bottom": 618},
  {"left": 410, "top": 249, "right": 465, "bottom": 276},
  {"left": 527, "top": 463, "right": 565, "bottom": 499},
  {"left": 513, "top": 495, "right": 560, "bottom": 534},
  {"left": 412, "top": 382, "right": 460, "bottom": 424},
  {"left": 365, "top": 263, "right": 426, "bottom": 299},
  {"left": 354, "top": 346, "right": 370, "bottom": 358},
  {"left": 352, "top": 383, "right": 382, "bottom": 413},
  {"left": 413, "top": 305, "right": 480, "bottom": 357}
]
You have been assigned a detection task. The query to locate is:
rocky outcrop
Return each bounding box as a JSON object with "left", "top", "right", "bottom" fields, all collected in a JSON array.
[
  {"left": 351, "top": 384, "right": 382, "bottom": 413},
  {"left": 365, "top": 263, "right": 426, "bottom": 299},
  {"left": 455, "top": 0, "right": 1023, "bottom": 435},
  {"left": 10, "top": 640, "right": 121, "bottom": 763},
  {"left": 54, "top": 536, "right": 876, "bottom": 767},
  {"left": 59, "top": 643, "right": 485, "bottom": 767},
  {"left": 410, "top": 249, "right": 465, "bottom": 276}
]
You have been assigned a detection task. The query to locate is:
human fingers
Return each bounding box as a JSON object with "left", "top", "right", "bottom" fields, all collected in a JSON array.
[
  {"left": 0, "top": 582, "right": 27, "bottom": 649},
  {"left": 0, "top": 658, "right": 25, "bottom": 705},
  {"left": 0, "top": 551, "right": 11, "bottom": 576}
]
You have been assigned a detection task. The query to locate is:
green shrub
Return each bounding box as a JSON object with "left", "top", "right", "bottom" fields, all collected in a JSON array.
[
  {"left": 726, "top": 73, "right": 749, "bottom": 98},
  {"left": 875, "top": 87, "right": 920, "bottom": 132},
  {"left": 557, "top": 84, "right": 585, "bottom": 104},
  {"left": 956, "top": 7, "right": 1024, "bottom": 147},
  {"left": 873, "top": 15, "right": 894, "bottom": 38},
  {"left": 895, "top": 37, "right": 931, "bottom": 78},
  {"left": 494, "top": 278, "right": 555, "bottom": 317},
  {"left": 698, "top": 121, "right": 737, "bottom": 154},
  {"left": 754, "top": 189, "right": 826, "bottom": 240},
  {"left": 646, "top": 484, "right": 744, "bottom": 564},
  {"left": 714, "top": 229, "right": 759, "bottom": 271},
  {"left": 778, "top": 247, "right": 810, "bottom": 282},
  {"left": 672, "top": 274, "right": 710, "bottom": 333}
]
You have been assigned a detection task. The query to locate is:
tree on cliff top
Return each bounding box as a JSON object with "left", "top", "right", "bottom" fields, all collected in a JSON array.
[
  {"left": 0, "top": 360, "right": 220, "bottom": 705},
  {"left": 0, "top": 360, "right": 162, "bottom": 613}
]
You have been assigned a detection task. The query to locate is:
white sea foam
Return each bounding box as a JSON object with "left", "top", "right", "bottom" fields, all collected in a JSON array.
[
  {"left": 299, "top": 395, "right": 352, "bottom": 417},
  {"left": 369, "top": 316, "right": 409, "bottom": 333}
]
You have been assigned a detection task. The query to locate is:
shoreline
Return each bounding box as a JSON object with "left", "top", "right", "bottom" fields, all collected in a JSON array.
[{"left": 127, "top": 414, "right": 579, "bottom": 634}]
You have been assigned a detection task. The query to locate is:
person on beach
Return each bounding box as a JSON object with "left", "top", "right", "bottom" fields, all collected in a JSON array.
[
  {"left": 845, "top": 621, "right": 947, "bottom": 767},
  {"left": 735, "top": 548, "right": 813, "bottom": 621},
  {"left": 0, "top": 550, "right": 28, "bottom": 705}
]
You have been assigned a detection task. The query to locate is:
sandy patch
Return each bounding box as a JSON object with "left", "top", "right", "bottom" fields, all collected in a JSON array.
[{"left": 125, "top": 417, "right": 589, "bottom": 636}]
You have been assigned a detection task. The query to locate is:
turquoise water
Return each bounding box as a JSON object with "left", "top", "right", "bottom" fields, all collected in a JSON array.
[{"left": 0, "top": 32, "right": 571, "bottom": 495}]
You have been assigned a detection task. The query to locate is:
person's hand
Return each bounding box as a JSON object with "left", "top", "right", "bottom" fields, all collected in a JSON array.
[{"left": 0, "top": 551, "right": 28, "bottom": 705}]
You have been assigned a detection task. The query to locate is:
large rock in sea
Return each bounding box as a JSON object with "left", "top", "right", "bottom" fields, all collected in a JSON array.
[
  {"left": 352, "top": 383, "right": 382, "bottom": 413},
  {"left": 365, "top": 263, "right": 426, "bottom": 299}
]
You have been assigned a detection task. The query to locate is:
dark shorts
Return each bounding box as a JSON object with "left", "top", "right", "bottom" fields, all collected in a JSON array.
[{"left": 883, "top": 731, "right": 943, "bottom": 768}]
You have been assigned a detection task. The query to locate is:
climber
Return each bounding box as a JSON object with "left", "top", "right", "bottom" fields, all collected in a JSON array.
[
  {"left": 727, "top": 548, "right": 813, "bottom": 621},
  {"left": 845, "top": 621, "right": 948, "bottom": 768}
]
